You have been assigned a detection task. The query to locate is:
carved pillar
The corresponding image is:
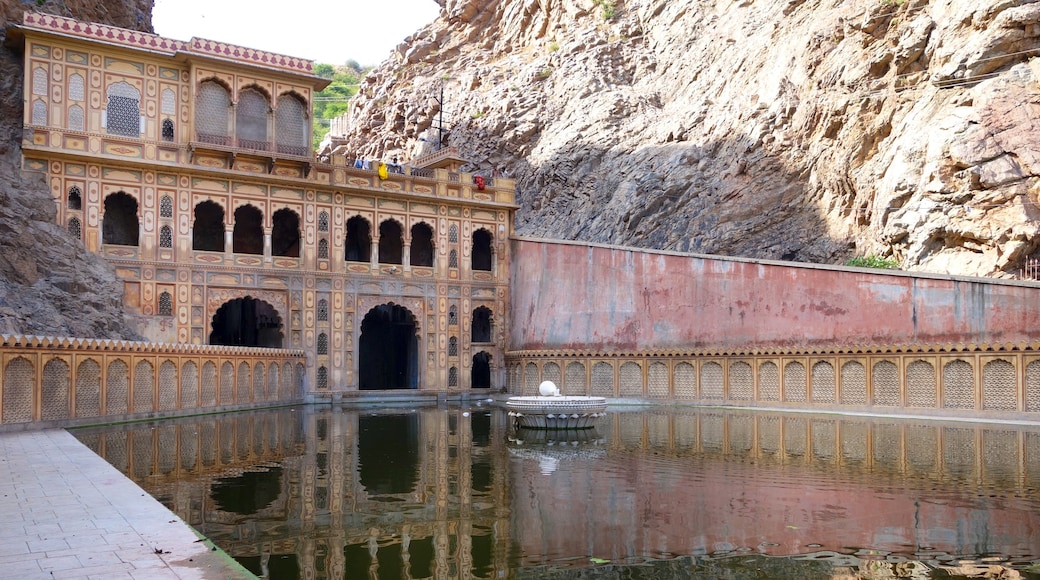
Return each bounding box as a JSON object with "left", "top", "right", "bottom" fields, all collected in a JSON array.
[{"left": 263, "top": 227, "right": 272, "bottom": 263}]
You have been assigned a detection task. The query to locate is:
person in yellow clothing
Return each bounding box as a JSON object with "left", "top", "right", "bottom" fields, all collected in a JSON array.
[{"left": 377, "top": 162, "right": 388, "bottom": 180}]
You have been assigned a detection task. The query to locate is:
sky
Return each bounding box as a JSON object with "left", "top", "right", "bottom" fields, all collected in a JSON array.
[{"left": 152, "top": 0, "right": 442, "bottom": 67}]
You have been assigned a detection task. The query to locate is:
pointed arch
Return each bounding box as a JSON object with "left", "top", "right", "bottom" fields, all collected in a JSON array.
[
  {"left": 236, "top": 86, "right": 269, "bottom": 149},
  {"left": 193, "top": 200, "right": 224, "bottom": 251},
  {"left": 209, "top": 296, "right": 283, "bottom": 348},
  {"left": 472, "top": 228, "right": 493, "bottom": 271},
  {"left": 233, "top": 204, "right": 263, "bottom": 254},
  {"left": 410, "top": 222, "right": 434, "bottom": 267},
  {"left": 471, "top": 306, "right": 492, "bottom": 343},
  {"left": 379, "top": 219, "right": 403, "bottom": 265},
  {"left": 102, "top": 191, "right": 139, "bottom": 246},
  {"left": 345, "top": 215, "right": 371, "bottom": 262},
  {"left": 276, "top": 92, "right": 308, "bottom": 156},
  {"left": 472, "top": 352, "right": 492, "bottom": 389},
  {"left": 271, "top": 207, "right": 301, "bottom": 257},
  {"left": 195, "top": 80, "right": 231, "bottom": 145},
  {"left": 359, "top": 303, "right": 419, "bottom": 390},
  {"left": 105, "top": 81, "right": 140, "bottom": 137}
]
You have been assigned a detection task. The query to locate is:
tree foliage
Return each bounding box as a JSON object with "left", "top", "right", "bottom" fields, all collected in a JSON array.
[{"left": 312, "top": 62, "right": 369, "bottom": 149}]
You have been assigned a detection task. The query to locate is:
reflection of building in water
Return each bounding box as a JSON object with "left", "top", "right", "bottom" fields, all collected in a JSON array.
[
  {"left": 77, "top": 406, "right": 513, "bottom": 578},
  {"left": 76, "top": 407, "right": 1040, "bottom": 576}
]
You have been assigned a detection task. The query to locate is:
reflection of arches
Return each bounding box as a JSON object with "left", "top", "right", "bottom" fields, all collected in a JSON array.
[
  {"left": 359, "top": 303, "right": 418, "bottom": 390},
  {"left": 102, "top": 192, "right": 139, "bottom": 246},
  {"left": 410, "top": 222, "right": 434, "bottom": 267},
  {"left": 471, "top": 306, "right": 492, "bottom": 343},
  {"left": 210, "top": 296, "right": 283, "bottom": 348},
  {"left": 379, "top": 219, "right": 403, "bottom": 264},
  {"left": 472, "top": 228, "right": 493, "bottom": 271},
  {"left": 345, "top": 215, "right": 371, "bottom": 261},
  {"left": 233, "top": 204, "right": 263, "bottom": 254},
  {"left": 193, "top": 201, "right": 224, "bottom": 251},
  {"left": 472, "top": 352, "right": 491, "bottom": 388},
  {"left": 272, "top": 208, "right": 300, "bottom": 257}
]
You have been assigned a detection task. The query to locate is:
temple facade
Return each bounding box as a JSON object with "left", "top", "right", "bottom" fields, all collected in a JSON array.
[{"left": 11, "top": 13, "right": 516, "bottom": 397}]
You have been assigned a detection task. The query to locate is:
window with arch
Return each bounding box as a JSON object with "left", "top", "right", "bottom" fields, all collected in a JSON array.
[
  {"left": 449, "top": 223, "right": 458, "bottom": 243},
  {"left": 32, "top": 67, "right": 47, "bottom": 96},
  {"left": 102, "top": 192, "right": 139, "bottom": 246},
  {"left": 159, "top": 225, "right": 173, "bottom": 248},
  {"left": 32, "top": 100, "right": 47, "bottom": 126},
  {"left": 158, "top": 291, "right": 173, "bottom": 316},
  {"left": 68, "top": 105, "right": 84, "bottom": 131},
  {"left": 317, "top": 333, "right": 328, "bottom": 355},
  {"left": 161, "top": 88, "right": 175, "bottom": 115},
  {"left": 345, "top": 215, "right": 371, "bottom": 262},
  {"left": 318, "top": 210, "right": 329, "bottom": 232},
  {"left": 193, "top": 200, "right": 224, "bottom": 251},
  {"left": 448, "top": 366, "right": 458, "bottom": 388},
  {"left": 67, "top": 217, "right": 81, "bottom": 239},
  {"left": 471, "top": 306, "right": 492, "bottom": 343},
  {"left": 317, "top": 366, "right": 328, "bottom": 389},
  {"left": 195, "top": 80, "right": 231, "bottom": 145},
  {"left": 318, "top": 238, "right": 329, "bottom": 259},
  {"left": 448, "top": 336, "right": 458, "bottom": 356},
  {"left": 317, "top": 299, "right": 329, "bottom": 321},
  {"left": 448, "top": 249, "right": 458, "bottom": 269},
  {"left": 233, "top": 204, "right": 263, "bottom": 255},
  {"left": 276, "top": 93, "right": 308, "bottom": 156},
  {"left": 105, "top": 82, "right": 140, "bottom": 137},
  {"left": 159, "top": 195, "right": 174, "bottom": 218},
  {"left": 472, "top": 228, "right": 493, "bottom": 271},
  {"left": 448, "top": 305, "right": 457, "bottom": 326},
  {"left": 236, "top": 87, "right": 269, "bottom": 149},
  {"left": 67, "top": 186, "right": 82, "bottom": 210},
  {"left": 410, "top": 222, "right": 434, "bottom": 267},
  {"left": 379, "top": 220, "right": 403, "bottom": 264},
  {"left": 161, "top": 118, "right": 175, "bottom": 141},
  {"left": 68, "top": 73, "right": 85, "bottom": 101},
  {"left": 272, "top": 208, "right": 301, "bottom": 257}
]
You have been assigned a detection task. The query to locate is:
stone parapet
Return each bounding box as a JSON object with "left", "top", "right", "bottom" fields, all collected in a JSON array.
[
  {"left": 0, "top": 334, "right": 306, "bottom": 431},
  {"left": 506, "top": 343, "right": 1040, "bottom": 422}
]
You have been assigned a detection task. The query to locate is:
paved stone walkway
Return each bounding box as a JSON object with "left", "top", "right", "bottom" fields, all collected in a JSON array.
[{"left": 0, "top": 429, "right": 252, "bottom": 580}]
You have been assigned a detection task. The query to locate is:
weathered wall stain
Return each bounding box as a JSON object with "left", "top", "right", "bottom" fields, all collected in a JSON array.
[{"left": 510, "top": 238, "right": 1040, "bottom": 352}]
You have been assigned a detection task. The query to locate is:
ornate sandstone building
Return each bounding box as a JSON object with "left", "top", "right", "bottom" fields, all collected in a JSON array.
[{"left": 8, "top": 13, "right": 516, "bottom": 399}]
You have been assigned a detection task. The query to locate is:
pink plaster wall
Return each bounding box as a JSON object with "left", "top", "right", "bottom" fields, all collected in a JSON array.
[{"left": 509, "top": 238, "right": 1040, "bottom": 351}]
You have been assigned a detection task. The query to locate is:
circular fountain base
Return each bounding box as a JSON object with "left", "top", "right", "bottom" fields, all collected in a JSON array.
[{"left": 506, "top": 395, "right": 608, "bottom": 429}]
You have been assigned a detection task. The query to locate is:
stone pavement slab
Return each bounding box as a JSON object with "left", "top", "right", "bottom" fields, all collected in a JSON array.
[{"left": 0, "top": 429, "right": 253, "bottom": 580}]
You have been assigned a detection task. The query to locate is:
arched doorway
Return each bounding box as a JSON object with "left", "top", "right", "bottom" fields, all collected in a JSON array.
[
  {"left": 209, "top": 296, "right": 283, "bottom": 348},
  {"left": 359, "top": 303, "right": 418, "bottom": 390},
  {"left": 472, "top": 351, "right": 491, "bottom": 389}
]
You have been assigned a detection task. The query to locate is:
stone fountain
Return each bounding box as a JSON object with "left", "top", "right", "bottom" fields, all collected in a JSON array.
[{"left": 506, "top": 381, "right": 607, "bottom": 429}]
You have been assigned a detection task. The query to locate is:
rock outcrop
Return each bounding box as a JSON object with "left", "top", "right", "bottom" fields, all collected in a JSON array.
[
  {"left": 0, "top": 0, "right": 148, "bottom": 338},
  {"left": 339, "top": 0, "right": 1040, "bottom": 277}
]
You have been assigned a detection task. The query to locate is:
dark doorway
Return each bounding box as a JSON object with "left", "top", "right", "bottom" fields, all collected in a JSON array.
[
  {"left": 271, "top": 208, "right": 300, "bottom": 257},
  {"left": 471, "top": 306, "right": 492, "bottom": 343},
  {"left": 233, "top": 204, "right": 263, "bottom": 254},
  {"left": 209, "top": 296, "right": 283, "bottom": 348},
  {"left": 472, "top": 351, "right": 491, "bottom": 388},
  {"left": 102, "top": 191, "right": 139, "bottom": 246},
  {"left": 410, "top": 222, "right": 434, "bottom": 267},
  {"left": 379, "top": 220, "right": 403, "bottom": 265},
  {"left": 345, "top": 215, "right": 371, "bottom": 262},
  {"left": 193, "top": 200, "right": 224, "bottom": 251},
  {"left": 359, "top": 303, "right": 418, "bottom": 390},
  {"left": 472, "top": 228, "right": 493, "bottom": 271}
]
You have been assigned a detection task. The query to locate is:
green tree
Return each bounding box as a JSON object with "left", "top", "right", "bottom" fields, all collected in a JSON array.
[{"left": 312, "top": 62, "right": 370, "bottom": 149}]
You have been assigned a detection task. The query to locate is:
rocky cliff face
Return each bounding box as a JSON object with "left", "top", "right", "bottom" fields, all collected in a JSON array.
[
  {"left": 340, "top": 0, "right": 1040, "bottom": 277},
  {"left": 0, "top": 0, "right": 149, "bottom": 338}
]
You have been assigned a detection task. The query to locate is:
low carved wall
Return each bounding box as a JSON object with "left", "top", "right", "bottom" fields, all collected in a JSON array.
[
  {"left": 506, "top": 342, "right": 1040, "bottom": 421},
  {"left": 0, "top": 334, "right": 306, "bottom": 431}
]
